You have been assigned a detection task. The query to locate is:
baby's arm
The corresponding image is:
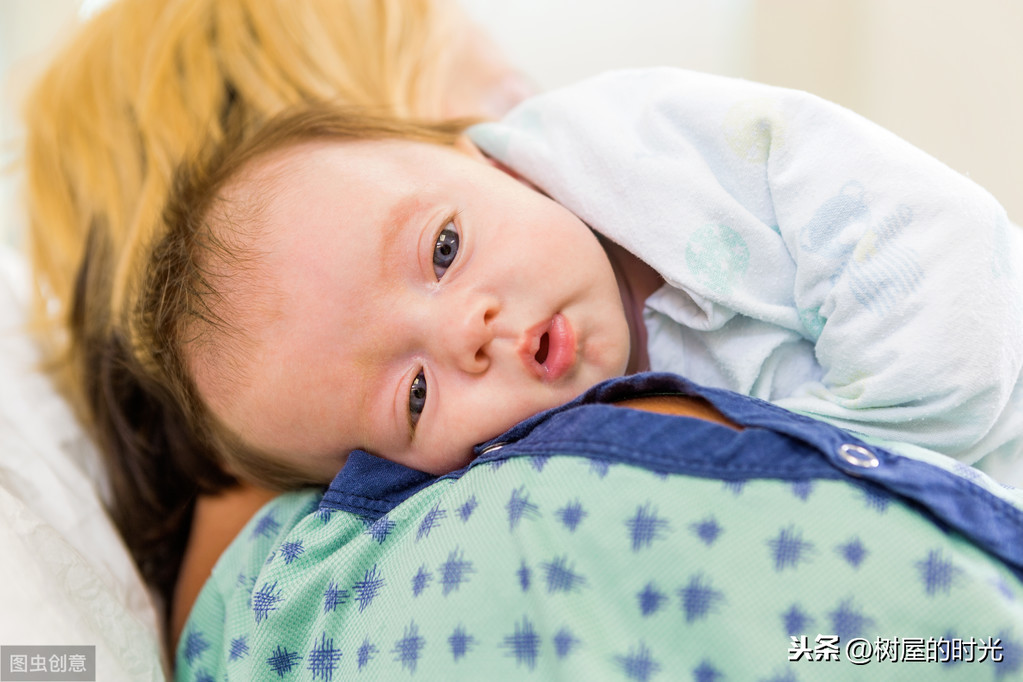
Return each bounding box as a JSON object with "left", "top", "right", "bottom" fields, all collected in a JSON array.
[
  {"left": 758, "top": 83, "right": 1023, "bottom": 467},
  {"left": 470, "top": 67, "right": 1023, "bottom": 474}
]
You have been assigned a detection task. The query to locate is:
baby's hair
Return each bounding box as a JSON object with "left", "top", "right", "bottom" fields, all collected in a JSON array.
[
  {"left": 24, "top": 0, "right": 465, "bottom": 412},
  {"left": 20, "top": 0, "right": 470, "bottom": 609},
  {"left": 136, "top": 104, "right": 472, "bottom": 489},
  {"left": 20, "top": 0, "right": 469, "bottom": 610}
]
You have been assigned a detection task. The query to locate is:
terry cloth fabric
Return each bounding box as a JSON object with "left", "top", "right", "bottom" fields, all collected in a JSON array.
[
  {"left": 468, "top": 67, "right": 1023, "bottom": 486},
  {"left": 176, "top": 373, "right": 1023, "bottom": 681}
]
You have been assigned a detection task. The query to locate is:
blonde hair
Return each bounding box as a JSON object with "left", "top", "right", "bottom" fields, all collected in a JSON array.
[
  {"left": 20, "top": 0, "right": 472, "bottom": 607},
  {"left": 24, "top": 0, "right": 462, "bottom": 416}
]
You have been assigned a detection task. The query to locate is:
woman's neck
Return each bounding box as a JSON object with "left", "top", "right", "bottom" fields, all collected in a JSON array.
[{"left": 599, "top": 235, "right": 664, "bottom": 374}]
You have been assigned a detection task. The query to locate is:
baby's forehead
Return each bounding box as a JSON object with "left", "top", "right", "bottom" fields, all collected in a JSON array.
[
  {"left": 223, "top": 141, "right": 333, "bottom": 197},
  {"left": 234, "top": 136, "right": 440, "bottom": 185}
]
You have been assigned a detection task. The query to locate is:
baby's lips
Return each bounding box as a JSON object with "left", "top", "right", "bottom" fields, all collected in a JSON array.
[
  {"left": 518, "top": 318, "right": 549, "bottom": 379},
  {"left": 518, "top": 314, "right": 576, "bottom": 382},
  {"left": 541, "top": 313, "right": 576, "bottom": 382}
]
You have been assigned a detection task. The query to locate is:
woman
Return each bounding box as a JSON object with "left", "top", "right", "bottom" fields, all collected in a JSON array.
[{"left": 21, "top": 0, "right": 531, "bottom": 649}]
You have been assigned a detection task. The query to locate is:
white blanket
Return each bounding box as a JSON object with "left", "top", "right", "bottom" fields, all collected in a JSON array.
[
  {"left": 0, "top": 247, "right": 166, "bottom": 680},
  {"left": 469, "top": 68, "right": 1023, "bottom": 485}
]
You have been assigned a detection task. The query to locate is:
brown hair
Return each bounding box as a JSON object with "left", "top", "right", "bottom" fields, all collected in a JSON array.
[
  {"left": 21, "top": 0, "right": 482, "bottom": 612},
  {"left": 136, "top": 104, "right": 470, "bottom": 489}
]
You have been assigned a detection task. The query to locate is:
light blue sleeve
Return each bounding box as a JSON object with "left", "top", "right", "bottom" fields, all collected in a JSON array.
[{"left": 470, "top": 67, "right": 1023, "bottom": 479}]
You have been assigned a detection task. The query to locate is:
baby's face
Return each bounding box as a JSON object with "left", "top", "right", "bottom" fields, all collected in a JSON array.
[{"left": 197, "top": 138, "right": 630, "bottom": 480}]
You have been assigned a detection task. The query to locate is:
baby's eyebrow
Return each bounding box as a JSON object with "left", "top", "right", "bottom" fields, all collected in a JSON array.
[
  {"left": 383, "top": 193, "right": 429, "bottom": 242},
  {"left": 377, "top": 193, "right": 431, "bottom": 281}
]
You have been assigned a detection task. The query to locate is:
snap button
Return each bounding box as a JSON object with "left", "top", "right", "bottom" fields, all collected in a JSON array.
[
  {"left": 838, "top": 443, "right": 879, "bottom": 469},
  {"left": 479, "top": 441, "right": 508, "bottom": 456}
]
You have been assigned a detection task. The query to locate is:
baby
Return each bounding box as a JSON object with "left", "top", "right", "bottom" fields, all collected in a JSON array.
[{"left": 143, "top": 68, "right": 1023, "bottom": 488}]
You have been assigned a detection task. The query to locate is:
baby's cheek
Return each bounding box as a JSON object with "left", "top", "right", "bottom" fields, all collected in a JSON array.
[
  {"left": 418, "top": 442, "right": 478, "bottom": 476},
  {"left": 459, "top": 403, "right": 524, "bottom": 449}
]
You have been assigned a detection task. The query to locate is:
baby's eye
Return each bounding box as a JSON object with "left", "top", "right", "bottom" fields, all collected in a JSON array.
[
  {"left": 432, "top": 223, "right": 459, "bottom": 279},
  {"left": 409, "top": 371, "right": 427, "bottom": 427}
]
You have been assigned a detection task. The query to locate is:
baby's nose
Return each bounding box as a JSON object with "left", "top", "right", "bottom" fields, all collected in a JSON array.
[{"left": 441, "top": 297, "right": 499, "bottom": 374}]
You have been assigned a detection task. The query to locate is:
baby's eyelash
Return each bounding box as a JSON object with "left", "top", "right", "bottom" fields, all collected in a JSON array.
[{"left": 408, "top": 370, "right": 427, "bottom": 435}]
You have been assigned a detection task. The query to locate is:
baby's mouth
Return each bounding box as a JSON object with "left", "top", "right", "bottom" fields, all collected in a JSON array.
[
  {"left": 520, "top": 314, "right": 576, "bottom": 382},
  {"left": 535, "top": 333, "right": 550, "bottom": 364}
]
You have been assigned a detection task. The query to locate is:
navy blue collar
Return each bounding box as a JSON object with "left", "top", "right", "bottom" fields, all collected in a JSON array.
[
  {"left": 321, "top": 373, "right": 730, "bottom": 515},
  {"left": 319, "top": 372, "right": 1023, "bottom": 579},
  {"left": 321, "top": 372, "right": 855, "bottom": 517}
]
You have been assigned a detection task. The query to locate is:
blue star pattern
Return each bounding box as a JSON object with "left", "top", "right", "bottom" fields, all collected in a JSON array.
[
  {"left": 279, "top": 540, "right": 304, "bottom": 565},
  {"left": 252, "top": 581, "right": 283, "bottom": 623},
  {"left": 439, "top": 547, "right": 475, "bottom": 595},
  {"left": 250, "top": 512, "right": 280, "bottom": 539},
  {"left": 530, "top": 454, "right": 551, "bottom": 472},
  {"left": 555, "top": 499, "right": 588, "bottom": 532},
  {"left": 178, "top": 427, "right": 1023, "bottom": 681},
  {"left": 315, "top": 508, "right": 334, "bottom": 524},
  {"left": 365, "top": 515, "right": 396, "bottom": 544},
  {"left": 829, "top": 597, "right": 875, "bottom": 639},
  {"left": 392, "top": 621, "right": 425, "bottom": 674},
  {"left": 767, "top": 525, "right": 815, "bottom": 571},
  {"left": 411, "top": 565, "right": 432, "bottom": 597},
  {"left": 995, "top": 629, "right": 1021, "bottom": 679},
  {"left": 353, "top": 565, "right": 385, "bottom": 612},
  {"left": 507, "top": 487, "right": 540, "bottom": 530},
  {"left": 937, "top": 630, "right": 962, "bottom": 669},
  {"left": 235, "top": 572, "right": 255, "bottom": 590},
  {"left": 915, "top": 549, "right": 963, "bottom": 596},
  {"left": 689, "top": 517, "right": 721, "bottom": 546},
  {"left": 517, "top": 561, "right": 532, "bottom": 592},
  {"left": 356, "top": 638, "right": 378, "bottom": 671},
  {"left": 637, "top": 582, "right": 667, "bottom": 616},
  {"left": 693, "top": 660, "right": 723, "bottom": 682},
  {"left": 589, "top": 459, "right": 611, "bottom": 478},
  {"left": 458, "top": 495, "right": 478, "bottom": 522},
  {"left": 182, "top": 474, "right": 1020, "bottom": 681},
  {"left": 781, "top": 604, "right": 813, "bottom": 634},
  {"left": 836, "top": 537, "right": 868, "bottom": 568},
  {"left": 723, "top": 480, "right": 746, "bottom": 495},
  {"left": 553, "top": 627, "right": 579, "bottom": 658},
  {"left": 416, "top": 504, "right": 447, "bottom": 541},
  {"left": 857, "top": 483, "right": 892, "bottom": 513},
  {"left": 678, "top": 573, "right": 725, "bottom": 623},
  {"left": 790, "top": 480, "right": 814, "bottom": 500},
  {"left": 323, "top": 581, "right": 349, "bottom": 613},
  {"left": 502, "top": 617, "right": 541, "bottom": 670},
  {"left": 228, "top": 635, "right": 250, "bottom": 661},
  {"left": 183, "top": 629, "right": 209, "bottom": 664},
  {"left": 541, "top": 555, "right": 587, "bottom": 593},
  {"left": 626, "top": 503, "right": 670, "bottom": 552},
  {"left": 992, "top": 575, "right": 1016, "bottom": 601},
  {"left": 307, "top": 632, "right": 342, "bottom": 681},
  {"left": 266, "top": 645, "right": 301, "bottom": 678},
  {"left": 614, "top": 641, "right": 661, "bottom": 682},
  {"left": 192, "top": 670, "right": 215, "bottom": 682},
  {"left": 448, "top": 625, "right": 475, "bottom": 661}
]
